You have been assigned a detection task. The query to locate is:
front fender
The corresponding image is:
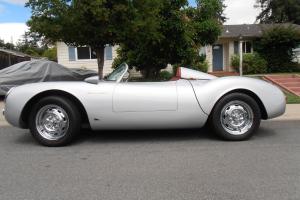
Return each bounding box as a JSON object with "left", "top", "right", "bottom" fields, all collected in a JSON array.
[
  {"left": 4, "top": 82, "right": 106, "bottom": 128},
  {"left": 190, "top": 77, "right": 286, "bottom": 119}
]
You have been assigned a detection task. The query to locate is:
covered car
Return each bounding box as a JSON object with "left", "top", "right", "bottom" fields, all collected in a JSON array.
[{"left": 0, "top": 60, "right": 97, "bottom": 96}]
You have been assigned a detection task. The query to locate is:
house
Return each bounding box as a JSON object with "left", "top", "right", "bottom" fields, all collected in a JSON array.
[
  {"left": 0, "top": 48, "right": 35, "bottom": 70},
  {"left": 57, "top": 24, "right": 300, "bottom": 75},
  {"left": 206, "top": 23, "right": 300, "bottom": 73},
  {"left": 56, "top": 42, "right": 117, "bottom": 75}
]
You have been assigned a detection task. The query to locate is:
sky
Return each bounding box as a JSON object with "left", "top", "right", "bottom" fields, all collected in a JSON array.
[{"left": 0, "top": 0, "right": 260, "bottom": 44}]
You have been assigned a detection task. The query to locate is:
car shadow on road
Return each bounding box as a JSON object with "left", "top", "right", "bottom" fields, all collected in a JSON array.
[
  {"left": 13, "top": 123, "right": 277, "bottom": 146},
  {"left": 254, "top": 127, "right": 277, "bottom": 139},
  {"left": 75, "top": 127, "right": 216, "bottom": 144},
  {"left": 12, "top": 126, "right": 218, "bottom": 146}
]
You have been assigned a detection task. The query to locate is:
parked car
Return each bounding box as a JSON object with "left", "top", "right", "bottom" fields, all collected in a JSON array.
[
  {"left": 3, "top": 63, "right": 286, "bottom": 146},
  {"left": 0, "top": 60, "right": 97, "bottom": 96}
]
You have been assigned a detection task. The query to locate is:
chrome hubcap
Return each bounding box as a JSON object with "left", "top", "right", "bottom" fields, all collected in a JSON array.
[
  {"left": 220, "top": 100, "right": 254, "bottom": 135},
  {"left": 35, "top": 105, "right": 69, "bottom": 140}
]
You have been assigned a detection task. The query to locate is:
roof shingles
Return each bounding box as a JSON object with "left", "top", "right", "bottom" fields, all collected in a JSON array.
[{"left": 220, "top": 24, "right": 300, "bottom": 38}]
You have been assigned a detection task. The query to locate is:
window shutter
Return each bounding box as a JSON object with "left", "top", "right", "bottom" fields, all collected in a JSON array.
[
  {"left": 68, "top": 47, "right": 76, "bottom": 61},
  {"left": 234, "top": 41, "right": 239, "bottom": 54},
  {"left": 105, "top": 46, "right": 113, "bottom": 60}
]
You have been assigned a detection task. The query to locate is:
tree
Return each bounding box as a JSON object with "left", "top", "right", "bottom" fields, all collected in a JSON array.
[
  {"left": 16, "top": 31, "right": 47, "bottom": 57},
  {"left": 26, "top": 0, "right": 133, "bottom": 79},
  {"left": 114, "top": 0, "right": 224, "bottom": 78},
  {"left": 42, "top": 47, "right": 57, "bottom": 61},
  {"left": 255, "top": 0, "right": 300, "bottom": 24},
  {"left": 254, "top": 25, "right": 300, "bottom": 72},
  {"left": 0, "top": 39, "right": 16, "bottom": 50}
]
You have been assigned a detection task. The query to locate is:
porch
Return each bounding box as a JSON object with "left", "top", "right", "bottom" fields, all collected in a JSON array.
[{"left": 206, "top": 38, "right": 254, "bottom": 73}]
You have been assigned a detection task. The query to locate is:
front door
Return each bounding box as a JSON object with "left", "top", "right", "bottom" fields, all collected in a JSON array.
[{"left": 213, "top": 44, "right": 223, "bottom": 71}]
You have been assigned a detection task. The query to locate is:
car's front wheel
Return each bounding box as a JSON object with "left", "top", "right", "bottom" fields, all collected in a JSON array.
[
  {"left": 29, "top": 96, "right": 81, "bottom": 146},
  {"left": 209, "top": 93, "right": 261, "bottom": 141}
]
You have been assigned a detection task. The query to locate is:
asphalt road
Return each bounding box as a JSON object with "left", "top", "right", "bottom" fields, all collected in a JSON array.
[{"left": 0, "top": 121, "right": 300, "bottom": 200}]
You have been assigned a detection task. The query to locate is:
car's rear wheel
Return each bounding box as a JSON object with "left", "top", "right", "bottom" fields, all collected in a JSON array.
[
  {"left": 29, "top": 96, "right": 81, "bottom": 146},
  {"left": 209, "top": 93, "right": 261, "bottom": 141}
]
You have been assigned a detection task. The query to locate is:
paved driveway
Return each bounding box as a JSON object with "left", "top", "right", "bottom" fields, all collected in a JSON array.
[{"left": 0, "top": 121, "right": 300, "bottom": 200}]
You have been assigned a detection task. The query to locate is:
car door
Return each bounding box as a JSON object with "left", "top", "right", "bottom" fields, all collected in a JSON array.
[
  {"left": 110, "top": 81, "right": 178, "bottom": 129},
  {"left": 113, "top": 81, "right": 178, "bottom": 112}
]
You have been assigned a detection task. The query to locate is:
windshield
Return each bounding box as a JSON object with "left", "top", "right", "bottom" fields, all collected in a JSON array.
[{"left": 106, "top": 63, "right": 128, "bottom": 81}]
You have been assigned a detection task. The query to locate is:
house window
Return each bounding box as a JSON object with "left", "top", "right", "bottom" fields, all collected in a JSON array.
[
  {"left": 68, "top": 46, "right": 113, "bottom": 61},
  {"left": 233, "top": 41, "right": 252, "bottom": 54},
  {"left": 242, "top": 41, "right": 252, "bottom": 53},
  {"left": 234, "top": 41, "right": 239, "bottom": 54},
  {"left": 68, "top": 47, "right": 76, "bottom": 61},
  {"left": 105, "top": 46, "right": 113, "bottom": 60},
  {"left": 91, "top": 48, "right": 97, "bottom": 59},
  {"left": 77, "top": 47, "right": 91, "bottom": 60}
]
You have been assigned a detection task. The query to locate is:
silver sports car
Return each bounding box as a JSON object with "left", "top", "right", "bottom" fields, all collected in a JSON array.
[{"left": 3, "top": 63, "right": 286, "bottom": 146}]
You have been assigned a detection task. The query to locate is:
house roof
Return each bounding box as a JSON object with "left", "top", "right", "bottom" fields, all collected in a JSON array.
[
  {"left": 220, "top": 23, "right": 300, "bottom": 39},
  {"left": 0, "top": 48, "right": 34, "bottom": 58}
]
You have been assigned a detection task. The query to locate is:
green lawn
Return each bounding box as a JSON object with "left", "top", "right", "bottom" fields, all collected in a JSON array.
[{"left": 285, "top": 91, "right": 300, "bottom": 104}]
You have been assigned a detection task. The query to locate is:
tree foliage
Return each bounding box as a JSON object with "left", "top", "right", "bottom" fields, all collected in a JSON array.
[
  {"left": 114, "top": 0, "right": 224, "bottom": 78},
  {"left": 26, "top": 0, "right": 133, "bottom": 79},
  {"left": 255, "top": 0, "right": 300, "bottom": 24},
  {"left": 0, "top": 39, "right": 15, "bottom": 50},
  {"left": 254, "top": 25, "right": 300, "bottom": 72},
  {"left": 0, "top": 33, "right": 57, "bottom": 61}
]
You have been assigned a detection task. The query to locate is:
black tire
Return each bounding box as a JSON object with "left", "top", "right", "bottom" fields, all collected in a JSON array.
[
  {"left": 29, "top": 96, "right": 81, "bottom": 146},
  {"left": 209, "top": 93, "right": 261, "bottom": 141}
]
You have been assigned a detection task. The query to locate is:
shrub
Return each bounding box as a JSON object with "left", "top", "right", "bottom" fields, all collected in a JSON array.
[
  {"left": 254, "top": 25, "right": 300, "bottom": 72},
  {"left": 231, "top": 53, "right": 267, "bottom": 74},
  {"left": 231, "top": 54, "right": 239, "bottom": 69},
  {"left": 158, "top": 71, "right": 173, "bottom": 81},
  {"left": 190, "top": 60, "right": 209, "bottom": 72},
  {"left": 173, "top": 60, "right": 209, "bottom": 75}
]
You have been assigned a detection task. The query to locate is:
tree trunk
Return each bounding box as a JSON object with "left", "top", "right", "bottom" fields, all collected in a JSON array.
[{"left": 95, "top": 46, "right": 105, "bottom": 80}]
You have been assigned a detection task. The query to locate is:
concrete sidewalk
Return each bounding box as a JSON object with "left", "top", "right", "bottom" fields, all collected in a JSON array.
[
  {"left": 0, "top": 102, "right": 299, "bottom": 127},
  {"left": 271, "top": 104, "right": 300, "bottom": 121}
]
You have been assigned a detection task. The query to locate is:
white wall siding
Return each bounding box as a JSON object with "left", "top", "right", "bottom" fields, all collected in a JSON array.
[{"left": 57, "top": 42, "right": 117, "bottom": 75}]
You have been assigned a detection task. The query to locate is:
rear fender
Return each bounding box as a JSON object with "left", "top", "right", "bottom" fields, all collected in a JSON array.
[{"left": 190, "top": 77, "right": 286, "bottom": 119}]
